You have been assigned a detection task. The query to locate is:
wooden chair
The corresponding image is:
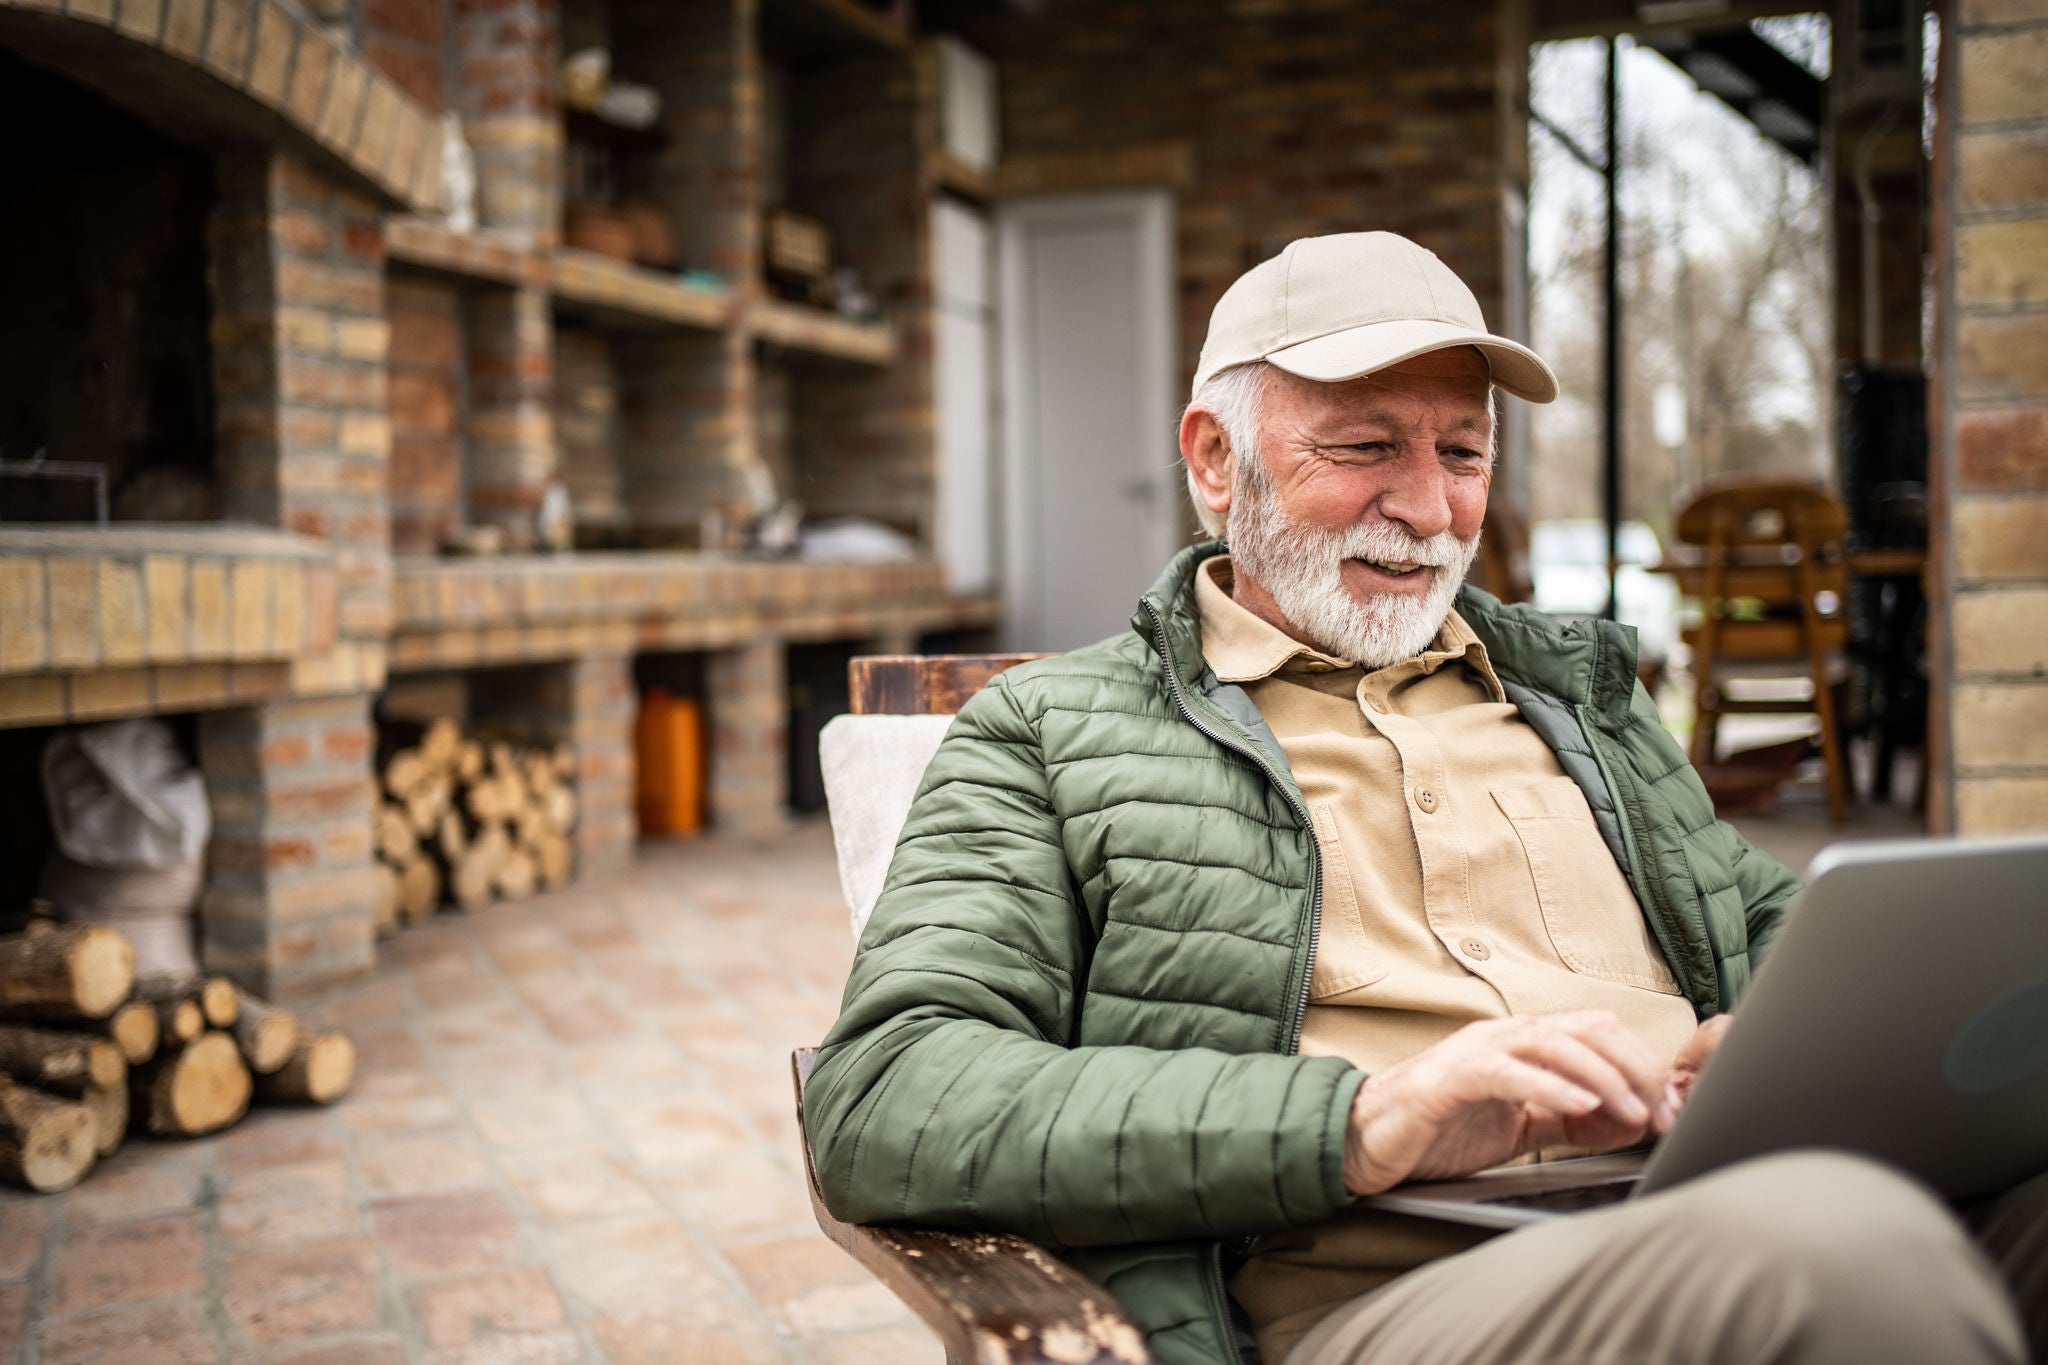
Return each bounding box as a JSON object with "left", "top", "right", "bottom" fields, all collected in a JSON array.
[
  {"left": 1675, "top": 483, "right": 1852, "bottom": 822},
  {"left": 794, "top": 654, "right": 1150, "bottom": 1365}
]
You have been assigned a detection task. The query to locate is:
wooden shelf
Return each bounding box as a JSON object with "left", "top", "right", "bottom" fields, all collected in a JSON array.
[
  {"left": 563, "top": 106, "right": 669, "bottom": 152},
  {"left": 760, "top": 0, "right": 908, "bottom": 63},
  {"left": 932, "top": 152, "right": 996, "bottom": 204},
  {"left": 549, "top": 250, "right": 731, "bottom": 331},
  {"left": 750, "top": 299, "right": 895, "bottom": 365},
  {"left": 385, "top": 218, "right": 545, "bottom": 289}
]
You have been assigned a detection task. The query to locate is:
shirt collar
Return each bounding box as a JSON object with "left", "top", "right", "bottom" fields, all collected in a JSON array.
[{"left": 1193, "top": 554, "right": 1506, "bottom": 700}]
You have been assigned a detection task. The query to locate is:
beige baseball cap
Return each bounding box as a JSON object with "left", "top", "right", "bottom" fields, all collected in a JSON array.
[{"left": 1191, "top": 231, "right": 1558, "bottom": 403}]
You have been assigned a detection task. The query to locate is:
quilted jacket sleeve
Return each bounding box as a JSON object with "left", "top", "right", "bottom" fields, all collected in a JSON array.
[
  {"left": 1715, "top": 817, "right": 1800, "bottom": 962},
  {"left": 803, "top": 674, "right": 1365, "bottom": 1250}
]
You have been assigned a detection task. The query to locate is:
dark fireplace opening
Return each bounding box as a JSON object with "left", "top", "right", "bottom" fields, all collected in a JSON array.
[{"left": 0, "top": 54, "right": 218, "bottom": 523}]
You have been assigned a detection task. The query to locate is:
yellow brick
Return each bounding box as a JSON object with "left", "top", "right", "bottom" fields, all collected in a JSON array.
[
  {"left": 1957, "top": 777, "right": 2048, "bottom": 835},
  {"left": 97, "top": 559, "right": 148, "bottom": 667},
  {"left": 338, "top": 413, "right": 390, "bottom": 457},
  {"left": 230, "top": 561, "right": 273, "bottom": 658},
  {"left": 1956, "top": 495, "right": 2048, "bottom": 581},
  {"left": 159, "top": 0, "right": 207, "bottom": 59},
  {"left": 1955, "top": 681, "right": 2048, "bottom": 770},
  {"left": 285, "top": 25, "right": 333, "bottom": 130},
  {"left": 0, "top": 676, "right": 66, "bottom": 726},
  {"left": 1959, "top": 219, "right": 2048, "bottom": 309},
  {"left": 334, "top": 317, "right": 389, "bottom": 362},
  {"left": 247, "top": 2, "right": 296, "bottom": 104},
  {"left": 190, "top": 560, "right": 228, "bottom": 656},
  {"left": 277, "top": 306, "right": 334, "bottom": 353},
  {"left": 47, "top": 558, "right": 98, "bottom": 669},
  {"left": 68, "top": 669, "right": 153, "bottom": 720},
  {"left": 1957, "top": 313, "right": 2048, "bottom": 403},
  {"left": 68, "top": 0, "right": 116, "bottom": 21},
  {"left": 354, "top": 80, "right": 398, "bottom": 165},
  {"left": 1958, "top": 128, "right": 2048, "bottom": 215},
  {"left": 153, "top": 662, "right": 231, "bottom": 711},
  {"left": 203, "top": 0, "right": 256, "bottom": 83},
  {"left": 115, "top": 0, "right": 165, "bottom": 40},
  {"left": 230, "top": 661, "right": 291, "bottom": 700},
  {"left": 0, "top": 559, "right": 48, "bottom": 672},
  {"left": 1954, "top": 587, "right": 2048, "bottom": 676},
  {"left": 273, "top": 561, "right": 307, "bottom": 651},
  {"left": 318, "top": 58, "right": 367, "bottom": 151},
  {"left": 1961, "top": 29, "right": 2048, "bottom": 127},
  {"left": 143, "top": 555, "right": 188, "bottom": 660}
]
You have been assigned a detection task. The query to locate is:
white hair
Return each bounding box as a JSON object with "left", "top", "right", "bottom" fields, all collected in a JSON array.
[{"left": 1182, "top": 359, "right": 1500, "bottom": 539}]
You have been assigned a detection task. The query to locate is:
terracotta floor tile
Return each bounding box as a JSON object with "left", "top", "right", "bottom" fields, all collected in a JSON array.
[
  {"left": 464, "top": 1092, "right": 597, "bottom": 1150},
  {"left": 541, "top": 1213, "right": 723, "bottom": 1316},
  {"left": 433, "top": 1042, "right": 567, "bottom": 1098},
  {"left": 350, "top": 1027, "right": 429, "bottom": 1075},
  {"left": 722, "top": 1235, "right": 908, "bottom": 1339},
  {"left": 799, "top": 1323, "right": 945, "bottom": 1365},
  {"left": 409, "top": 970, "right": 507, "bottom": 1012},
  {"left": 0, "top": 1197, "right": 53, "bottom": 1279},
  {"left": 356, "top": 1127, "right": 494, "bottom": 1198},
  {"left": 407, "top": 1266, "right": 580, "bottom": 1365},
  {"left": 217, "top": 1159, "right": 362, "bottom": 1250},
  {"left": 600, "top": 1095, "right": 753, "bottom": 1171},
  {"left": 297, "top": 975, "right": 409, "bottom": 1031},
  {"left": 219, "top": 1237, "right": 381, "bottom": 1349},
  {"left": 563, "top": 1035, "right": 695, "bottom": 1099},
  {"left": 254, "top": 1335, "right": 408, "bottom": 1364},
  {"left": 370, "top": 1189, "right": 525, "bottom": 1280},
  {"left": 209, "top": 1109, "right": 347, "bottom": 1174},
  {"left": 0, "top": 1282, "right": 27, "bottom": 1361},
  {"left": 422, "top": 1001, "right": 536, "bottom": 1054},
  {"left": 37, "top": 1296, "right": 220, "bottom": 1365},
  {"left": 60, "top": 1145, "right": 213, "bottom": 1226},
  {"left": 589, "top": 1308, "right": 789, "bottom": 1365},
  {"left": 500, "top": 1146, "right": 659, "bottom": 1222},
  {"left": 653, "top": 1151, "right": 816, "bottom": 1244},
  {"left": 51, "top": 1214, "right": 207, "bottom": 1315}
]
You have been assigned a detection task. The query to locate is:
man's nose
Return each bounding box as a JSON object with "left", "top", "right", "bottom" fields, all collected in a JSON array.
[{"left": 1375, "top": 454, "right": 1455, "bottom": 540}]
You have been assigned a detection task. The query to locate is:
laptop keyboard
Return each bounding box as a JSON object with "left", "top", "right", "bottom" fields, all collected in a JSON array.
[{"left": 1477, "top": 1178, "right": 1639, "bottom": 1214}]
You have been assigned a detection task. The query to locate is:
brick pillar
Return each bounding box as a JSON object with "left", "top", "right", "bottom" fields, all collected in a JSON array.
[
  {"left": 1935, "top": 3, "right": 2048, "bottom": 834},
  {"left": 465, "top": 285, "right": 558, "bottom": 531},
  {"left": 470, "top": 655, "right": 636, "bottom": 875},
  {"left": 708, "top": 638, "right": 786, "bottom": 838},
  {"left": 452, "top": 0, "right": 562, "bottom": 243},
  {"left": 199, "top": 696, "right": 378, "bottom": 997},
  {"left": 204, "top": 152, "right": 390, "bottom": 985}
]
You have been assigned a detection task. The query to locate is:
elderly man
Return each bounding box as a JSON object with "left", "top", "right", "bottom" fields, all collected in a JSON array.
[{"left": 804, "top": 232, "right": 2041, "bottom": 1365}]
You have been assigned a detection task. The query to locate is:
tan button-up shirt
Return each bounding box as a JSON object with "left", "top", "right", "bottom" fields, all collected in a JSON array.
[{"left": 1197, "top": 555, "right": 1698, "bottom": 1360}]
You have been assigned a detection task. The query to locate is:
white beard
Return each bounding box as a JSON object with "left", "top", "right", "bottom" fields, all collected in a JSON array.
[{"left": 1227, "top": 464, "right": 1480, "bottom": 670}]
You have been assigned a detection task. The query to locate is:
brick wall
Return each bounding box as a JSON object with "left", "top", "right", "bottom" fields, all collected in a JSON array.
[
  {"left": 387, "top": 275, "right": 465, "bottom": 554},
  {"left": 706, "top": 638, "right": 785, "bottom": 839},
  {"left": 469, "top": 655, "right": 636, "bottom": 873},
  {"left": 554, "top": 326, "right": 626, "bottom": 534},
  {"left": 465, "top": 285, "right": 558, "bottom": 527},
  {"left": 363, "top": 0, "right": 450, "bottom": 112},
  {"left": 1939, "top": 0, "right": 2048, "bottom": 834},
  {"left": 452, "top": 0, "right": 562, "bottom": 241}
]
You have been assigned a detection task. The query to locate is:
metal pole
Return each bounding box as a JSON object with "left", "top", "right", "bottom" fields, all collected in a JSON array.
[{"left": 1602, "top": 37, "right": 1622, "bottom": 622}]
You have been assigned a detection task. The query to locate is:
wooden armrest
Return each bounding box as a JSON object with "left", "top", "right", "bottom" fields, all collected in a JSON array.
[{"left": 792, "top": 1049, "right": 1151, "bottom": 1365}]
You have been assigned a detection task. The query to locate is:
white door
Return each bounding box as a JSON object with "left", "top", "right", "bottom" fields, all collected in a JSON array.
[
  {"left": 932, "top": 200, "right": 996, "bottom": 596},
  {"left": 997, "top": 191, "right": 1177, "bottom": 652}
]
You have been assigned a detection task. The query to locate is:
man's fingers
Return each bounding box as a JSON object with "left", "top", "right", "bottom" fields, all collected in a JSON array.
[
  {"left": 1514, "top": 1032, "right": 1652, "bottom": 1126},
  {"left": 1540, "top": 1012, "right": 1669, "bottom": 1110},
  {"left": 1475, "top": 1056, "right": 1602, "bottom": 1118}
]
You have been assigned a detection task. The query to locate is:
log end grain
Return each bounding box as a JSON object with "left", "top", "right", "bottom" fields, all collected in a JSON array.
[
  {"left": 198, "top": 979, "right": 239, "bottom": 1030},
  {"left": 0, "top": 1077, "right": 96, "bottom": 1192},
  {"left": 107, "top": 1002, "right": 160, "bottom": 1066},
  {"left": 143, "top": 1032, "right": 252, "bottom": 1137},
  {"left": 83, "top": 1083, "right": 127, "bottom": 1157},
  {"left": 258, "top": 1032, "right": 355, "bottom": 1105}
]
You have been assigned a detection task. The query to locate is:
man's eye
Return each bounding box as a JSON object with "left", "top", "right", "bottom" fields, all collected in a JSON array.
[{"left": 1443, "top": 447, "right": 1487, "bottom": 462}]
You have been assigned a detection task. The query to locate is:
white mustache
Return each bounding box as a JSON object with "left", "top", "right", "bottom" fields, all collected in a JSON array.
[{"left": 1325, "top": 521, "right": 1465, "bottom": 569}]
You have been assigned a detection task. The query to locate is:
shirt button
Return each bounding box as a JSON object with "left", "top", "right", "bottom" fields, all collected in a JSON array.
[
  {"left": 1461, "top": 938, "right": 1490, "bottom": 961},
  {"left": 1415, "top": 787, "right": 1438, "bottom": 813}
]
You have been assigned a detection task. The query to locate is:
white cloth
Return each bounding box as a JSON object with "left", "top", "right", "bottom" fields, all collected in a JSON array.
[{"left": 819, "top": 713, "right": 955, "bottom": 939}]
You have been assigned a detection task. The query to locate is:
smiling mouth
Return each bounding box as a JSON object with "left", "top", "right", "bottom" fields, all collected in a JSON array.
[{"left": 1354, "top": 558, "right": 1431, "bottom": 578}]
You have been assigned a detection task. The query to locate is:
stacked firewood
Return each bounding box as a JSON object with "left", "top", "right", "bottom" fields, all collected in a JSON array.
[
  {"left": 374, "top": 718, "right": 577, "bottom": 932},
  {"left": 0, "top": 922, "right": 356, "bottom": 1193}
]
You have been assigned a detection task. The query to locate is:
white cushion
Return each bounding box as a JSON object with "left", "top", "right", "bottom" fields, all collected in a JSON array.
[{"left": 820, "top": 713, "right": 956, "bottom": 939}]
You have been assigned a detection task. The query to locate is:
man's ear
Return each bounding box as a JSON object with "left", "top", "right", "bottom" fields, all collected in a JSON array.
[{"left": 1180, "top": 407, "right": 1234, "bottom": 525}]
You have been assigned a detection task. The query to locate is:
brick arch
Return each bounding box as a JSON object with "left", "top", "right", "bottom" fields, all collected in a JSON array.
[{"left": 0, "top": 0, "right": 440, "bottom": 211}]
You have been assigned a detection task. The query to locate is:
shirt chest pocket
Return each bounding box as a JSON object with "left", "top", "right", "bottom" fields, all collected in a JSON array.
[
  {"left": 1306, "top": 803, "right": 1388, "bottom": 1000},
  {"left": 1491, "top": 778, "right": 1681, "bottom": 996}
]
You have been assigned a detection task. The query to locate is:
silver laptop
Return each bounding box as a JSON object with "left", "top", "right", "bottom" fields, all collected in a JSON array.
[{"left": 1365, "top": 835, "right": 2048, "bottom": 1229}]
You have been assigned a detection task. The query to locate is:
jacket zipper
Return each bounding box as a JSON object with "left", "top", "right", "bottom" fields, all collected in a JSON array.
[{"left": 1145, "top": 600, "right": 1320, "bottom": 1365}]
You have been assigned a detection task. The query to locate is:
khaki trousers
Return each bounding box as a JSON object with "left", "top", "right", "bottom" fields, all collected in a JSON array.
[{"left": 1289, "top": 1152, "right": 2047, "bottom": 1365}]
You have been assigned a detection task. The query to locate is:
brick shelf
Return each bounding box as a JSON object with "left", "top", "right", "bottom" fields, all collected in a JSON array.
[
  {"left": 760, "top": 0, "right": 910, "bottom": 60},
  {"left": 385, "top": 217, "right": 548, "bottom": 288},
  {"left": 550, "top": 251, "right": 733, "bottom": 331},
  {"left": 750, "top": 299, "right": 895, "bottom": 366},
  {"left": 386, "top": 552, "right": 994, "bottom": 670}
]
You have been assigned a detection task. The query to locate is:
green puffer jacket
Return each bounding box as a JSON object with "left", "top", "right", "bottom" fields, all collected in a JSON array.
[{"left": 805, "top": 542, "right": 1801, "bottom": 1365}]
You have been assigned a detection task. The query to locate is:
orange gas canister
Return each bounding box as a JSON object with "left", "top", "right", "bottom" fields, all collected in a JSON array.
[{"left": 635, "top": 689, "right": 704, "bottom": 836}]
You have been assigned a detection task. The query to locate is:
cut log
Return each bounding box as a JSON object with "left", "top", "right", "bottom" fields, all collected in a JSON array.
[
  {"left": 0, "top": 1025, "right": 126, "bottom": 1092},
  {"left": 451, "top": 823, "right": 510, "bottom": 911},
  {"left": 99, "top": 1002, "right": 160, "bottom": 1066},
  {"left": 150, "top": 997, "right": 204, "bottom": 1048},
  {"left": 231, "top": 992, "right": 301, "bottom": 1076},
  {"left": 421, "top": 717, "right": 461, "bottom": 770},
  {"left": 435, "top": 810, "right": 468, "bottom": 864},
  {"left": 373, "top": 861, "right": 403, "bottom": 937},
  {"left": 376, "top": 804, "right": 417, "bottom": 864},
  {"left": 0, "top": 925, "right": 136, "bottom": 1019},
  {"left": 0, "top": 1075, "right": 96, "bottom": 1192},
  {"left": 134, "top": 1031, "right": 251, "bottom": 1136},
  {"left": 398, "top": 858, "right": 442, "bottom": 924},
  {"left": 495, "top": 849, "right": 538, "bottom": 902},
  {"left": 256, "top": 1032, "right": 355, "bottom": 1105},
  {"left": 536, "top": 832, "right": 572, "bottom": 890},
  {"left": 406, "top": 775, "right": 452, "bottom": 836},
  {"left": 83, "top": 1083, "right": 127, "bottom": 1157},
  {"left": 197, "top": 978, "right": 239, "bottom": 1030},
  {"left": 383, "top": 748, "right": 429, "bottom": 799},
  {"left": 454, "top": 740, "right": 485, "bottom": 783},
  {"left": 542, "top": 785, "right": 577, "bottom": 836},
  {"left": 514, "top": 804, "right": 548, "bottom": 849}
]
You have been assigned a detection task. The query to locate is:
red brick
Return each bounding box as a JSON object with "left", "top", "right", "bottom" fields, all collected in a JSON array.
[
  {"left": 365, "top": 35, "right": 446, "bottom": 111},
  {"left": 1958, "top": 408, "right": 2048, "bottom": 492},
  {"left": 221, "top": 1237, "right": 381, "bottom": 1348},
  {"left": 388, "top": 372, "right": 458, "bottom": 436},
  {"left": 52, "top": 1215, "right": 206, "bottom": 1314},
  {"left": 38, "top": 1297, "right": 218, "bottom": 1365},
  {"left": 365, "top": 0, "right": 445, "bottom": 48}
]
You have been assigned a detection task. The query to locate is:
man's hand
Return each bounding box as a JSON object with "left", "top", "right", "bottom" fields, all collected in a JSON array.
[
  {"left": 1668, "top": 1014, "right": 1733, "bottom": 1108},
  {"left": 1341, "top": 1011, "right": 1677, "bottom": 1196}
]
